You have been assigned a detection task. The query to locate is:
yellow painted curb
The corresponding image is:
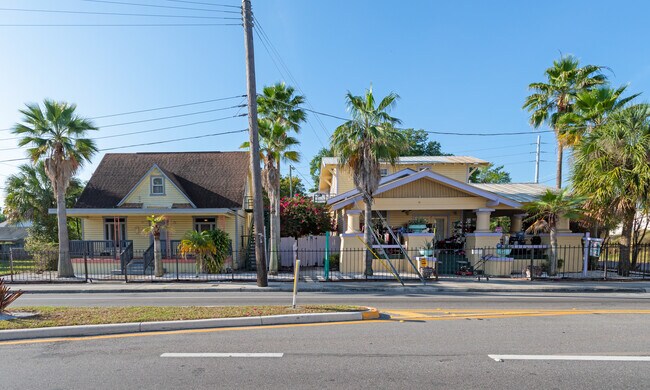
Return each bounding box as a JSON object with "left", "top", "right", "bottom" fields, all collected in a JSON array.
[{"left": 361, "top": 307, "right": 380, "bottom": 320}]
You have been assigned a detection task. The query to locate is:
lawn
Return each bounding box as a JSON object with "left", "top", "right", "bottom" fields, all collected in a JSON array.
[
  {"left": 0, "top": 259, "right": 38, "bottom": 275},
  {"left": 0, "top": 305, "right": 363, "bottom": 330}
]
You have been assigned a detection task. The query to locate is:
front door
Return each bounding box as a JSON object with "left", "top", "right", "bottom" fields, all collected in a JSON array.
[{"left": 104, "top": 217, "right": 127, "bottom": 247}]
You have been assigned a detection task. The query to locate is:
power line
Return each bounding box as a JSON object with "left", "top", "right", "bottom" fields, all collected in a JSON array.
[
  {"left": 0, "top": 23, "right": 242, "bottom": 27},
  {"left": 0, "top": 94, "right": 246, "bottom": 132},
  {"left": 82, "top": 0, "right": 240, "bottom": 13},
  {"left": 0, "top": 7, "right": 241, "bottom": 19},
  {"left": 99, "top": 104, "right": 245, "bottom": 128},
  {"left": 427, "top": 130, "right": 556, "bottom": 136},
  {"left": 165, "top": 0, "right": 241, "bottom": 9}
]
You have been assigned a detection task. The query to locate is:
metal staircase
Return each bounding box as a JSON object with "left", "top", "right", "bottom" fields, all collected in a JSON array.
[{"left": 373, "top": 211, "right": 425, "bottom": 283}]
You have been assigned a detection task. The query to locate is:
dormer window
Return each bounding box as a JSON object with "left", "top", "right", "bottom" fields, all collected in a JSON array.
[
  {"left": 380, "top": 168, "right": 388, "bottom": 177},
  {"left": 151, "top": 176, "right": 165, "bottom": 195}
]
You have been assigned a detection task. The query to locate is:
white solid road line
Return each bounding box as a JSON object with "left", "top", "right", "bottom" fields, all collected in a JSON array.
[
  {"left": 489, "top": 354, "right": 650, "bottom": 362},
  {"left": 161, "top": 353, "right": 284, "bottom": 358}
]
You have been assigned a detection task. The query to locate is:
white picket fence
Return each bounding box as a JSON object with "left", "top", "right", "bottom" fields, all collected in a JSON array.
[{"left": 279, "top": 235, "right": 341, "bottom": 267}]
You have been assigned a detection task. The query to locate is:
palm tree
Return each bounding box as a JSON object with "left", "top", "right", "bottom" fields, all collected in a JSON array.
[
  {"left": 178, "top": 230, "right": 216, "bottom": 277},
  {"left": 241, "top": 119, "right": 300, "bottom": 274},
  {"left": 523, "top": 55, "right": 607, "bottom": 188},
  {"left": 330, "top": 86, "right": 407, "bottom": 276},
  {"left": 255, "top": 83, "right": 306, "bottom": 275},
  {"left": 572, "top": 104, "right": 650, "bottom": 275},
  {"left": 557, "top": 85, "right": 640, "bottom": 146},
  {"left": 142, "top": 215, "right": 168, "bottom": 277},
  {"left": 525, "top": 189, "right": 584, "bottom": 276},
  {"left": 12, "top": 100, "right": 97, "bottom": 277},
  {"left": 4, "top": 162, "right": 83, "bottom": 242}
]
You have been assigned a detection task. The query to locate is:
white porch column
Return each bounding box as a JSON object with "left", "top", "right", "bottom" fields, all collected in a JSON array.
[
  {"left": 474, "top": 208, "right": 495, "bottom": 233},
  {"left": 345, "top": 209, "right": 362, "bottom": 233},
  {"left": 510, "top": 213, "right": 527, "bottom": 233},
  {"left": 557, "top": 215, "right": 571, "bottom": 232}
]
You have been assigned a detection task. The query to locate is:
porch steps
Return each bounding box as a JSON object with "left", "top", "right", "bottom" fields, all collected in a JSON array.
[{"left": 111, "top": 259, "right": 166, "bottom": 275}]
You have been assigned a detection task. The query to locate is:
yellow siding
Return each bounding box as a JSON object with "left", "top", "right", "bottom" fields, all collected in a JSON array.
[
  {"left": 82, "top": 217, "right": 104, "bottom": 241},
  {"left": 363, "top": 197, "right": 488, "bottom": 210},
  {"left": 122, "top": 167, "right": 192, "bottom": 208},
  {"left": 336, "top": 167, "right": 356, "bottom": 194},
  {"left": 379, "top": 179, "right": 471, "bottom": 198}
]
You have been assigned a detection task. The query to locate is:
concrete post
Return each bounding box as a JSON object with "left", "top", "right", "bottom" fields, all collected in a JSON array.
[
  {"left": 557, "top": 215, "right": 571, "bottom": 232},
  {"left": 346, "top": 210, "right": 362, "bottom": 233},
  {"left": 474, "top": 208, "right": 495, "bottom": 232},
  {"left": 510, "top": 213, "right": 527, "bottom": 233}
]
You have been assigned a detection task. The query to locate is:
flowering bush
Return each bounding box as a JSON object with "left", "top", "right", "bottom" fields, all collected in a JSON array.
[{"left": 280, "top": 195, "right": 333, "bottom": 238}]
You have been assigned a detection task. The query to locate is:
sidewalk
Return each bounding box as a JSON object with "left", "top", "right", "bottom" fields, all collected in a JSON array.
[{"left": 9, "top": 278, "right": 650, "bottom": 294}]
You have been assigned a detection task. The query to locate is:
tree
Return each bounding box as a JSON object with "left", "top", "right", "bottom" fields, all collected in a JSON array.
[
  {"left": 572, "top": 104, "right": 650, "bottom": 275},
  {"left": 280, "top": 175, "right": 305, "bottom": 198},
  {"left": 523, "top": 55, "right": 607, "bottom": 188},
  {"left": 142, "top": 215, "right": 167, "bottom": 277},
  {"left": 280, "top": 195, "right": 332, "bottom": 239},
  {"left": 558, "top": 85, "right": 640, "bottom": 146},
  {"left": 330, "top": 86, "right": 407, "bottom": 275},
  {"left": 469, "top": 163, "right": 511, "bottom": 184},
  {"left": 12, "top": 100, "right": 97, "bottom": 277},
  {"left": 308, "top": 147, "right": 333, "bottom": 192},
  {"left": 242, "top": 120, "right": 300, "bottom": 275},
  {"left": 401, "top": 128, "right": 450, "bottom": 156},
  {"left": 525, "top": 189, "right": 584, "bottom": 275},
  {"left": 253, "top": 83, "right": 306, "bottom": 275},
  {"left": 0, "top": 211, "right": 5, "bottom": 224},
  {"left": 205, "top": 229, "right": 231, "bottom": 273},
  {"left": 3, "top": 162, "right": 84, "bottom": 242},
  {"left": 177, "top": 230, "right": 216, "bottom": 276}
]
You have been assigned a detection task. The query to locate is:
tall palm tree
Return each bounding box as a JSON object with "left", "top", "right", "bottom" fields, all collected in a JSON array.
[
  {"left": 331, "top": 86, "right": 407, "bottom": 276},
  {"left": 4, "top": 162, "right": 83, "bottom": 242},
  {"left": 525, "top": 189, "right": 584, "bottom": 276},
  {"left": 572, "top": 104, "right": 650, "bottom": 275},
  {"left": 255, "top": 83, "right": 306, "bottom": 275},
  {"left": 241, "top": 119, "right": 300, "bottom": 274},
  {"left": 178, "top": 230, "right": 216, "bottom": 277},
  {"left": 523, "top": 55, "right": 607, "bottom": 188},
  {"left": 557, "top": 85, "right": 640, "bottom": 146},
  {"left": 142, "top": 215, "right": 168, "bottom": 277},
  {"left": 12, "top": 100, "right": 97, "bottom": 277}
]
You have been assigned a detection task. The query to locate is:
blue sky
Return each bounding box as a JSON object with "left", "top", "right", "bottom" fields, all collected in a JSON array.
[{"left": 1, "top": 0, "right": 650, "bottom": 203}]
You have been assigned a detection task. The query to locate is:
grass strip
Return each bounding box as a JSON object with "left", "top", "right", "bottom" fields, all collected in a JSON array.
[{"left": 0, "top": 305, "right": 362, "bottom": 330}]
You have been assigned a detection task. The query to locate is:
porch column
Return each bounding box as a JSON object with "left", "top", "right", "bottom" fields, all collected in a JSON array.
[
  {"left": 510, "top": 213, "right": 527, "bottom": 233},
  {"left": 345, "top": 209, "right": 362, "bottom": 233},
  {"left": 474, "top": 208, "right": 494, "bottom": 233},
  {"left": 557, "top": 215, "right": 571, "bottom": 232}
]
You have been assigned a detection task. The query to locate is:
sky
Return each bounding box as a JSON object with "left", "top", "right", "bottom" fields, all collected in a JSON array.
[{"left": 1, "top": 0, "right": 650, "bottom": 204}]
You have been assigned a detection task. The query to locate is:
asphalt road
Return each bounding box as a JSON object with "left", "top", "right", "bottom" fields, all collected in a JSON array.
[
  {"left": 3, "top": 292, "right": 650, "bottom": 389},
  {"left": 14, "top": 290, "right": 650, "bottom": 310}
]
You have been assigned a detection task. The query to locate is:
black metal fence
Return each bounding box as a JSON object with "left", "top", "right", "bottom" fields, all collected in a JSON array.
[{"left": 2, "top": 244, "right": 649, "bottom": 283}]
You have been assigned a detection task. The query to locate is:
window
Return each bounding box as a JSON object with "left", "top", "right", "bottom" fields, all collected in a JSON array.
[
  {"left": 151, "top": 176, "right": 165, "bottom": 195},
  {"left": 379, "top": 168, "right": 388, "bottom": 177},
  {"left": 104, "top": 217, "right": 126, "bottom": 245},
  {"left": 194, "top": 217, "right": 216, "bottom": 232}
]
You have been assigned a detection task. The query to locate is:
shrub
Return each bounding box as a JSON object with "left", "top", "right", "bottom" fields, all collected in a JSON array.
[
  {"left": 280, "top": 195, "right": 333, "bottom": 238},
  {"left": 328, "top": 253, "right": 340, "bottom": 270},
  {"left": 205, "top": 229, "right": 232, "bottom": 273},
  {"left": 24, "top": 236, "right": 58, "bottom": 272},
  {"left": 0, "top": 278, "right": 23, "bottom": 312}
]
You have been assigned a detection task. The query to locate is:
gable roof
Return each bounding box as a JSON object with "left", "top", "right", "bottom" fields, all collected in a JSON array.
[
  {"left": 327, "top": 169, "right": 524, "bottom": 210},
  {"left": 0, "top": 225, "right": 28, "bottom": 242},
  {"left": 116, "top": 164, "right": 196, "bottom": 208},
  {"left": 75, "top": 152, "right": 249, "bottom": 209}
]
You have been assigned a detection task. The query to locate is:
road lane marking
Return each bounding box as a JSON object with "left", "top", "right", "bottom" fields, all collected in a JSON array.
[
  {"left": 489, "top": 354, "right": 650, "bottom": 362},
  {"left": 161, "top": 353, "right": 283, "bottom": 358}
]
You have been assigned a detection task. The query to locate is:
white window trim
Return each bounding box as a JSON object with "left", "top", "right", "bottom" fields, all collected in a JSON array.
[{"left": 150, "top": 176, "right": 165, "bottom": 196}]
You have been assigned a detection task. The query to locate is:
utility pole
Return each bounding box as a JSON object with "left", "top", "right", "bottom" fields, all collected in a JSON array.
[
  {"left": 242, "top": 0, "right": 268, "bottom": 287},
  {"left": 289, "top": 165, "right": 293, "bottom": 197},
  {"left": 534, "top": 135, "right": 541, "bottom": 184}
]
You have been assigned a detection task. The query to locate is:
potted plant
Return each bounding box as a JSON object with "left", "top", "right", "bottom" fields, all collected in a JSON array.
[
  {"left": 419, "top": 239, "right": 435, "bottom": 256},
  {"left": 408, "top": 217, "right": 428, "bottom": 233}
]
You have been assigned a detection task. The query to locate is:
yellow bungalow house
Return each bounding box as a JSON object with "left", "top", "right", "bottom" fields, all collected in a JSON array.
[
  {"left": 318, "top": 156, "right": 584, "bottom": 276},
  {"left": 59, "top": 151, "right": 253, "bottom": 275}
]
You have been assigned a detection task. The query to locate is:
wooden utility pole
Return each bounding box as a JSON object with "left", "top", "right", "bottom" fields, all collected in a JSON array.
[{"left": 242, "top": 0, "right": 268, "bottom": 287}]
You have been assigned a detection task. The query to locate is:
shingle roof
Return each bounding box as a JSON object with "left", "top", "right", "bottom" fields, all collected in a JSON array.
[
  {"left": 75, "top": 152, "right": 249, "bottom": 209},
  {"left": 469, "top": 183, "right": 552, "bottom": 203},
  {"left": 0, "top": 226, "right": 28, "bottom": 242}
]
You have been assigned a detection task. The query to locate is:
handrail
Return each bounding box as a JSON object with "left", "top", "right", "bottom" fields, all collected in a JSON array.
[
  {"left": 142, "top": 242, "right": 155, "bottom": 273},
  {"left": 119, "top": 241, "right": 134, "bottom": 274},
  {"left": 374, "top": 211, "right": 425, "bottom": 283}
]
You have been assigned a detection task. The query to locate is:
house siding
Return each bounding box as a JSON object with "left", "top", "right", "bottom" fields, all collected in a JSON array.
[
  {"left": 122, "top": 167, "right": 192, "bottom": 208},
  {"left": 379, "top": 179, "right": 472, "bottom": 198}
]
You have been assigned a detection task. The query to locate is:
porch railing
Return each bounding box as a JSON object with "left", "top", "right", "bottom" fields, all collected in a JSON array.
[{"left": 70, "top": 240, "right": 133, "bottom": 258}]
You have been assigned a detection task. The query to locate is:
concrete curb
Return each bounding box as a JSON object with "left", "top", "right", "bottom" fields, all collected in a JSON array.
[{"left": 0, "top": 307, "right": 380, "bottom": 341}]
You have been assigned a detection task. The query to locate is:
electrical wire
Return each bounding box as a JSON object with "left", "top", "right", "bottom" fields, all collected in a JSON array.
[
  {"left": 0, "top": 23, "right": 241, "bottom": 27},
  {"left": 81, "top": 0, "right": 241, "bottom": 13},
  {"left": 0, "top": 7, "right": 241, "bottom": 19},
  {"left": 165, "top": 0, "right": 241, "bottom": 9}
]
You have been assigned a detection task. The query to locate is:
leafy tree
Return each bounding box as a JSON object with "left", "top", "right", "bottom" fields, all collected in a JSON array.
[
  {"left": 0, "top": 211, "right": 6, "bottom": 224},
  {"left": 523, "top": 55, "right": 607, "bottom": 188},
  {"left": 308, "top": 147, "right": 333, "bottom": 192},
  {"left": 178, "top": 230, "right": 216, "bottom": 276},
  {"left": 12, "top": 100, "right": 97, "bottom": 277},
  {"left": 469, "top": 164, "right": 511, "bottom": 184},
  {"left": 330, "top": 86, "right": 407, "bottom": 275},
  {"left": 572, "top": 104, "right": 650, "bottom": 275},
  {"left": 252, "top": 83, "right": 306, "bottom": 275},
  {"left": 525, "top": 189, "right": 584, "bottom": 275},
  {"left": 280, "top": 195, "right": 332, "bottom": 239},
  {"left": 4, "top": 162, "right": 84, "bottom": 243},
  {"left": 205, "top": 229, "right": 231, "bottom": 273},
  {"left": 401, "top": 128, "right": 450, "bottom": 156},
  {"left": 142, "top": 215, "right": 167, "bottom": 277},
  {"left": 280, "top": 175, "right": 305, "bottom": 198}
]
